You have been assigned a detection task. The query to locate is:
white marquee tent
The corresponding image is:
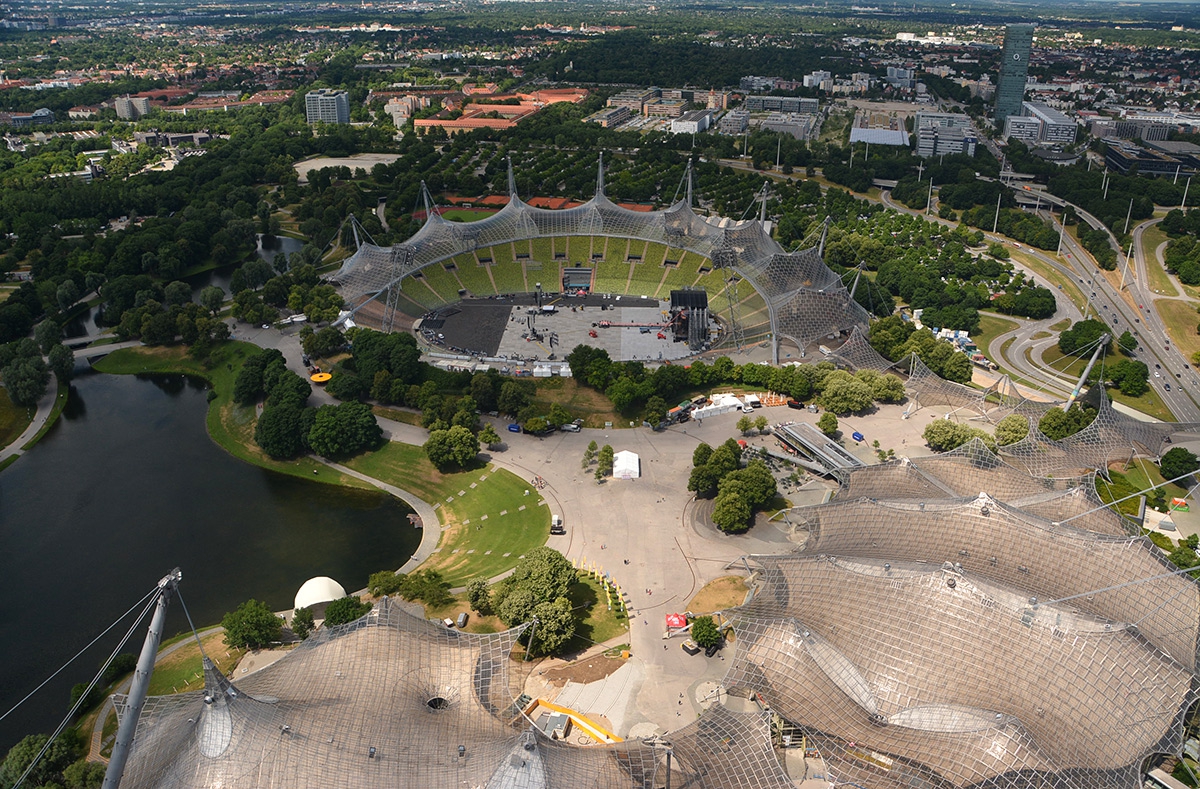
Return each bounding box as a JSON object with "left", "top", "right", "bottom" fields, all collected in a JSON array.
[{"left": 613, "top": 450, "right": 640, "bottom": 480}]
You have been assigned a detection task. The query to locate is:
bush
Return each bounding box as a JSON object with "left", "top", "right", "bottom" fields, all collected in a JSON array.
[
  {"left": 323, "top": 596, "right": 373, "bottom": 626},
  {"left": 817, "top": 412, "right": 839, "bottom": 436},
  {"left": 690, "top": 615, "right": 722, "bottom": 648},
  {"left": 291, "top": 607, "right": 314, "bottom": 639},
  {"left": 221, "top": 599, "right": 284, "bottom": 650}
]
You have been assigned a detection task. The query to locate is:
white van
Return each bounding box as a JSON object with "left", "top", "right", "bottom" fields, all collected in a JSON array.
[{"left": 550, "top": 515, "right": 565, "bottom": 535}]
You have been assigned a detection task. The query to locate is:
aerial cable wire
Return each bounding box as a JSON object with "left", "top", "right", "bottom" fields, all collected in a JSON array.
[
  {"left": 12, "top": 588, "right": 162, "bottom": 789},
  {"left": 0, "top": 585, "right": 158, "bottom": 724},
  {"left": 175, "top": 586, "right": 212, "bottom": 663}
]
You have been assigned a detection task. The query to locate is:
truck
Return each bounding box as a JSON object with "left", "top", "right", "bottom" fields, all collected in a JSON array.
[{"left": 744, "top": 394, "right": 762, "bottom": 409}]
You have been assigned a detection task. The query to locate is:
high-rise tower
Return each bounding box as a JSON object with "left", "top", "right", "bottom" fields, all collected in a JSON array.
[{"left": 994, "top": 23, "right": 1034, "bottom": 131}]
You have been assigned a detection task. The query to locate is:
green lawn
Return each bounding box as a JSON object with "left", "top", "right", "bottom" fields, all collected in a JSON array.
[
  {"left": 1038, "top": 344, "right": 1174, "bottom": 421},
  {"left": 971, "top": 313, "right": 1019, "bottom": 356},
  {"left": 1155, "top": 298, "right": 1200, "bottom": 363},
  {"left": 1010, "top": 249, "right": 1088, "bottom": 314},
  {"left": 560, "top": 574, "right": 629, "bottom": 654},
  {"left": 441, "top": 208, "right": 497, "bottom": 222},
  {"left": 343, "top": 442, "right": 550, "bottom": 586},
  {"left": 93, "top": 343, "right": 374, "bottom": 488},
  {"left": 145, "top": 630, "right": 245, "bottom": 696},
  {"left": 0, "top": 385, "right": 34, "bottom": 451},
  {"left": 1141, "top": 224, "right": 1176, "bottom": 296}
]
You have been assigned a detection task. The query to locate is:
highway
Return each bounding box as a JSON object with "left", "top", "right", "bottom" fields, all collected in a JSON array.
[{"left": 711, "top": 153, "right": 1200, "bottom": 420}]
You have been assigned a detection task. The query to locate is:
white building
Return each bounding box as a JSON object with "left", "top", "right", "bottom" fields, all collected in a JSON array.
[
  {"left": 1023, "top": 101, "right": 1076, "bottom": 145},
  {"left": 115, "top": 95, "right": 151, "bottom": 120},
  {"left": 306, "top": 89, "right": 350, "bottom": 125},
  {"left": 670, "top": 110, "right": 712, "bottom": 135}
]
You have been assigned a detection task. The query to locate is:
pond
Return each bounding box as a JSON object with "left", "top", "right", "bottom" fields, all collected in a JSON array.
[{"left": 0, "top": 371, "right": 419, "bottom": 752}]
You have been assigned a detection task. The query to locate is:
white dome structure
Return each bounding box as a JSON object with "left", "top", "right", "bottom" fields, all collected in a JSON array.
[{"left": 294, "top": 576, "right": 346, "bottom": 613}]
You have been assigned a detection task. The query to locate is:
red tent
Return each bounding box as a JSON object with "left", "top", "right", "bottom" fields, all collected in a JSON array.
[{"left": 665, "top": 613, "right": 688, "bottom": 629}]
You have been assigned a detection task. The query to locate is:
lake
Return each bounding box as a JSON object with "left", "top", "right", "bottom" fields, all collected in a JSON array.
[{"left": 0, "top": 371, "right": 420, "bottom": 753}]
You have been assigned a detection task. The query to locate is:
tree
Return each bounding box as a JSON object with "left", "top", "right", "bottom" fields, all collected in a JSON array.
[
  {"left": 1118, "top": 330, "right": 1138, "bottom": 353},
  {"left": 479, "top": 423, "right": 501, "bottom": 448},
  {"left": 819, "top": 374, "right": 874, "bottom": 415},
  {"left": 466, "top": 578, "right": 492, "bottom": 615},
  {"left": 423, "top": 425, "right": 480, "bottom": 470},
  {"left": 754, "top": 415, "right": 769, "bottom": 433},
  {"left": 291, "top": 607, "right": 314, "bottom": 640},
  {"left": 994, "top": 414, "right": 1029, "bottom": 446},
  {"left": 597, "top": 444, "right": 614, "bottom": 477},
  {"left": 2, "top": 355, "right": 50, "bottom": 406},
  {"left": 817, "top": 411, "right": 839, "bottom": 436},
  {"left": 494, "top": 546, "right": 577, "bottom": 633},
  {"left": 737, "top": 415, "right": 754, "bottom": 434},
  {"left": 712, "top": 490, "right": 752, "bottom": 532},
  {"left": 923, "top": 419, "right": 974, "bottom": 452},
  {"left": 221, "top": 599, "right": 284, "bottom": 649},
  {"left": 690, "top": 615, "right": 721, "bottom": 648},
  {"left": 35, "top": 319, "right": 61, "bottom": 353},
  {"left": 48, "top": 343, "right": 75, "bottom": 384},
  {"left": 323, "top": 596, "right": 373, "bottom": 626},
  {"left": 692, "top": 443, "right": 713, "bottom": 467},
  {"left": 254, "top": 403, "right": 309, "bottom": 459},
  {"left": 1161, "top": 447, "right": 1200, "bottom": 480},
  {"left": 547, "top": 402, "right": 572, "bottom": 428},
  {"left": 527, "top": 597, "right": 576, "bottom": 657},
  {"left": 62, "top": 760, "right": 107, "bottom": 789},
  {"left": 523, "top": 416, "right": 549, "bottom": 435},
  {"left": 199, "top": 285, "right": 226, "bottom": 316},
  {"left": 56, "top": 279, "right": 81, "bottom": 312},
  {"left": 307, "top": 402, "right": 383, "bottom": 458},
  {"left": 1038, "top": 404, "right": 1096, "bottom": 440},
  {"left": 0, "top": 732, "right": 84, "bottom": 789},
  {"left": 642, "top": 395, "right": 668, "bottom": 425}
]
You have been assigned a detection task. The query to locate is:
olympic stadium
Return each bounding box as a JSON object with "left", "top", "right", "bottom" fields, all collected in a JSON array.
[
  {"left": 103, "top": 159, "right": 1200, "bottom": 789},
  {"left": 332, "top": 159, "right": 872, "bottom": 364}
]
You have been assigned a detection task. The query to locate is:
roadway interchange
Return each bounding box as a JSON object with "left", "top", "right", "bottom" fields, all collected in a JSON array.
[
  {"left": 881, "top": 185, "right": 1200, "bottom": 422},
  {"left": 711, "top": 155, "right": 1200, "bottom": 421}
]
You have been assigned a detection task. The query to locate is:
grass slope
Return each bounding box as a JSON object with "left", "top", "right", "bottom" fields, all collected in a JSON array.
[{"left": 343, "top": 442, "right": 549, "bottom": 586}]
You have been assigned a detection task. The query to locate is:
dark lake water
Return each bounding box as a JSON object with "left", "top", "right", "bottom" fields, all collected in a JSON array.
[{"left": 0, "top": 372, "right": 419, "bottom": 753}]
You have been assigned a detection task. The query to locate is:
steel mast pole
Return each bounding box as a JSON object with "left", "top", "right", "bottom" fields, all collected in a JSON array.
[{"left": 102, "top": 569, "right": 182, "bottom": 789}]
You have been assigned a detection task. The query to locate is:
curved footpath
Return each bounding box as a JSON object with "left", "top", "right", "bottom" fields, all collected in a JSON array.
[{"left": 0, "top": 371, "right": 60, "bottom": 466}]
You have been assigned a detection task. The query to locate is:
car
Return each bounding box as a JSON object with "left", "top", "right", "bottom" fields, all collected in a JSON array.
[
  {"left": 1135, "top": 318, "right": 1140, "bottom": 323},
  {"left": 1166, "top": 383, "right": 1172, "bottom": 391},
  {"left": 261, "top": 324, "right": 270, "bottom": 329},
  {"left": 1155, "top": 371, "right": 1161, "bottom": 378},
  {"left": 705, "top": 641, "right": 723, "bottom": 657},
  {"left": 681, "top": 639, "right": 701, "bottom": 655},
  {"left": 550, "top": 515, "right": 565, "bottom": 535},
  {"left": 507, "top": 423, "right": 522, "bottom": 433},
  {"left": 1156, "top": 364, "right": 1161, "bottom": 369},
  {"left": 456, "top": 612, "right": 469, "bottom": 628},
  {"left": 443, "top": 618, "right": 456, "bottom": 628},
  {"left": 560, "top": 423, "right": 581, "bottom": 433},
  {"left": 786, "top": 399, "right": 804, "bottom": 410}
]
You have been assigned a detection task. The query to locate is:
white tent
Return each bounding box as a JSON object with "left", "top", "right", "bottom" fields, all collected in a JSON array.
[{"left": 613, "top": 450, "right": 640, "bottom": 480}]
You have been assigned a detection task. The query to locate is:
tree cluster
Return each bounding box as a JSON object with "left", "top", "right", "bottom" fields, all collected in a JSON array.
[
  {"left": 368, "top": 568, "right": 453, "bottom": 608},
  {"left": 1160, "top": 447, "right": 1200, "bottom": 480},
  {"left": 221, "top": 598, "right": 284, "bottom": 650},
  {"left": 0, "top": 337, "right": 51, "bottom": 407},
  {"left": 1058, "top": 319, "right": 1114, "bottom": 356},
  {"left": 922, "top": 419, "right": 996, "bottom": 453},
  {"left": 322, "top": 595, "right": 373, "bottom": 626},
  {"left": 492, "top": 547, "right": 578, "bottom": 657},
  {"left": 868, "top": 316, "right": 973, "bottom": 384},
  {"left": 1037, "top": 403, "right": 1097, "bottom": 441}
]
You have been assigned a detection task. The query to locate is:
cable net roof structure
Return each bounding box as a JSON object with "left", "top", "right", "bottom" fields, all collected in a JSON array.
[
  {"left": 726, "top": 551, "right": 1198, "bottom": 789},
  {"left": 333, "top": 160, "right": 869, "bottom": 354},
  {"left": 726, "top": 441, "right": 1200, "bottom": 789},
  {"left": 110, "top": 594, "right": 804, "bottom": 789}
]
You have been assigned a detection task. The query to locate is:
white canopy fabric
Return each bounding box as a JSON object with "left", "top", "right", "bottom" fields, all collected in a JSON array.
[{"left": 613, "top": 450, "right": 640, "bottom": 480}]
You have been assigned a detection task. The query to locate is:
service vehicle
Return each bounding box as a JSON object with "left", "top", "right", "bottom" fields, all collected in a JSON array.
[{"left": 681, "top": 639, "right": 701, "bottom": 655}]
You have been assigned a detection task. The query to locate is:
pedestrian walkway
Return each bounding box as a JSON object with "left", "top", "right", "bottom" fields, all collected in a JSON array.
[{"left": 0, "top": 371, "right": 60, "bottom": 467}]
